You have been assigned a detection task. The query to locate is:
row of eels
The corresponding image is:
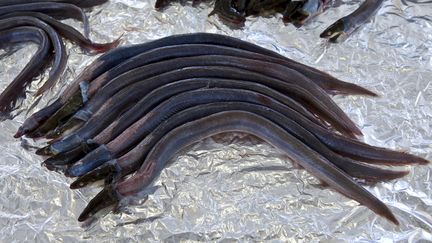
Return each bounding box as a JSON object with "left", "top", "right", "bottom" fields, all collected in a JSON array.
[
  {"left": 0, "top": 0, "right": 384, "bottom": 118},
  {"left": 156, "top": 0, "right": 385, "bottom": 42},
  {"left": 15, "top": 33, "right": 429, "bottom": 224},
  {"left": 0, "top": 0, "right": 119, "bottom": 119}
]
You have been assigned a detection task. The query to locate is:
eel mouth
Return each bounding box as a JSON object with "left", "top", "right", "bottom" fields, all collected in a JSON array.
[{"left": 78, "top": 185, "right": 118, "bottom": 222}]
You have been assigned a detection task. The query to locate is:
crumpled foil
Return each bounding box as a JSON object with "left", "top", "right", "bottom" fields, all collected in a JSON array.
[{"left": 1, "top": 0, "right": 431, "bottom": 241}]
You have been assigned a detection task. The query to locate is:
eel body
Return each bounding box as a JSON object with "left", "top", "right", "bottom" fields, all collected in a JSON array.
[{"left": 0, "top": 26, "right": 51, "bottom": 117}]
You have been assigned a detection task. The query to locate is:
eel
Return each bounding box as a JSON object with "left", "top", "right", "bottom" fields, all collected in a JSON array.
[
  {"left": 0, "top": 16, "right": 67, "bottom": 97},
  {"left": 0, "top": 0, "right": 108, "bottom": 8},
  {"left": 1, "top": 12, "right": 120, "bottom": 54},
  {"left": 16, "top": 32, "right": 374, "bottom": 138},
  {"left": 68, "top": 101, "right": 409, "bottom": 186},
  {"left": 0, "top": 2, "right": 90, "bottom": 37},
  {"left": 320, "top": 0, "right": 385, "bottom": 42},
  {"left": 77, "top": 111, "right": 399, "bottom": 225},
  {"left": 0, "top": 26, "right": 51, "bottom": 118}
]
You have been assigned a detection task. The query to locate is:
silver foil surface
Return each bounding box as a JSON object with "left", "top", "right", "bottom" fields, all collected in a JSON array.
[{"left": 0, "top": 0, "right": 431, "bottom": 241}]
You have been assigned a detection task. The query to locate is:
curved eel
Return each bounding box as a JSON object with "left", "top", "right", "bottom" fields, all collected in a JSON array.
[
  {"left": 0, "top": 26, "right": 51, "bottom": 118},
  {"left": 0, "top": 2, "right": 90, "bottom": 37},
  {"left": 17, "top": 33, "right": 374, "bottom": 138},
  {"left": 0, "top": 16, "right": 67, "bottom": 96},
  {"left": 320, "top": 0, "right": 385, "bottom": 42},
  {"left": 1, "top": 12, "right": 121, "bottom": 54},
  {"left": 0, "top": 0, "right": 108, "bottom": 8},
  {"left": 77, "top": 111, "right": 399, "bottom": 225}
]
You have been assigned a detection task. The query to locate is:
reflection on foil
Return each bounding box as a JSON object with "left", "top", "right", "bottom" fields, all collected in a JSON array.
[{"left": 0, "top": 0, "right": 431, "bottom": 241}]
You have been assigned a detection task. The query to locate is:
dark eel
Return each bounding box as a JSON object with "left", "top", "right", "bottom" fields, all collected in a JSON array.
[
  {"left": 62, "top": 81, "right": 343, "bottom": 176},
  {"left": 67, "top": 99, "right": 409, "bottom": 185},
  {"left": 1, "top": 12, "right": 121, "bottom": 54},
  {"left": 0, "top": 26, "right": 51, "bottom": 118},
  {"left": 0, "top": 2, "right": 90, "bottom": 37},
  {"left": 43, "top": 54, "right": 363, "bottom": 143},
  {"left": 320, "top": 0, "right": 385, "bottom": 43},
  {"left": 0, "top": 16, "right": 67, "bottom": 97},
  {"left": 16, "top": 33, "right": 374, "bottom": 138},
  {"left": 0, "top": 0, "right": 108, "bottom": 8},
  {"left": 77, "top": 111, "right": 399, "bottom": 225}
]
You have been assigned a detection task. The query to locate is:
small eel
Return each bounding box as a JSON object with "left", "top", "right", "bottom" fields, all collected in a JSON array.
[
  {"left": 68, "top": 101, "right": 409, "bottom": 186},
  {"left": 63, "top": 82, "right": 343, "bottom": 176},
  {"left": 17, "top": 33, "right": 373, "bottom": 138},
  {"left": 0, "top": 26, "right": 51, "bottom": 118},
  {"left": 0, "top": 16, "right": 67, "bottom": 97},
  {"left": 45, "top": 54, "right": 362, "bottom": 143},
  {"left": 0, "top": 2, "right": 90, "bottom": 37},
  {"left": 0, "top": 0, "right": 108, "bottom": 8},
  {"left": 1, "top": 12, "right": 120, "bottom": 54},
  {"left": 320, "top": 0, "right": 385, "bottom": 43},
  {"left": 77, "top": 111, "right": 399, "bottom": 225}
]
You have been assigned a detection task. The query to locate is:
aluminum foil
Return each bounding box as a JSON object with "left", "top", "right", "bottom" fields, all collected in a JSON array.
[{"left": 1, "top": 0, "right": 431, "bottom": 241}]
